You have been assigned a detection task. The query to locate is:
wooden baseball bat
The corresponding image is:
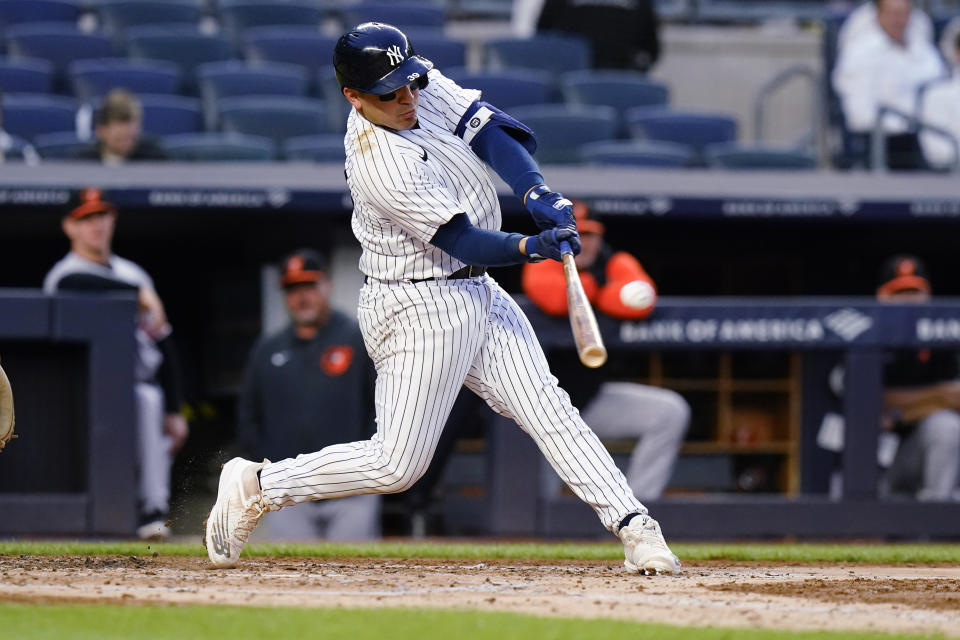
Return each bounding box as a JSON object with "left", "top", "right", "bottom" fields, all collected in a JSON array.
[{"left": 560, "top": 241, "right": 607, "bottom": 368}]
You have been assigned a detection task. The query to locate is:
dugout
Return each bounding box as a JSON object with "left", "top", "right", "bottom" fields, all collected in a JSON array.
[{"left": 2, "top": 163, "right": 960, "bottom": 538}]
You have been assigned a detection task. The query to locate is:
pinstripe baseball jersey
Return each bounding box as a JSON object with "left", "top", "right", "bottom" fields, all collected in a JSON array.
[
  {"left": 257, "top": 62, "right": 647, "bottom": 538},
  {"left": 345, "top": 69, "right": 501, "bottom": 281}
]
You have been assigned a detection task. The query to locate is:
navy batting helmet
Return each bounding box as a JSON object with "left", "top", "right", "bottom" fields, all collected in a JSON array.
[{"left": 333, "top": 22, "right": 433, "bottom": 94}]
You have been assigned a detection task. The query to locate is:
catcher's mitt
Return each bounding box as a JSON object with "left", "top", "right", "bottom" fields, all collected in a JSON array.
[{"left": 0, "top": 360, "right": 15, "bottom": 452}]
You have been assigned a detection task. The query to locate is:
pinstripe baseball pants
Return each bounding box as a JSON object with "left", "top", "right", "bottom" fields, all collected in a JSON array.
[{"left": 259, "top": 275, "right": 645, "bottom": 532}]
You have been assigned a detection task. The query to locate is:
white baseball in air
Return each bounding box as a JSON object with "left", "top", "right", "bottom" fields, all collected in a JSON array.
[{"left": 619, "top": 280, "right": 655, "bottom": 309}]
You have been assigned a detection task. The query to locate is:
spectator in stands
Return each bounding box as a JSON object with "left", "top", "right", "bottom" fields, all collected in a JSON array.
[
  {"left": 919, "top": 32, "right": 960, "bottom": 170},
  {"left": 0, "top": 88, "right": 40, "bottom": 165},
  {"left": 837, "top": 0, "right": 932, "bottom": 52},
  {"left": 832, "top": 0, "right": 946, "bottom": 170},
  {"left": 536, "top": 0, "right": 660, "bottom": 72},
  {"left": 43, "top": 188, "right": 189, "bottom": 538},
  {"left": 73, "top": 89, "right": 167, "bottom": 164},
  {"left": 238, "top": 250, "right": 380, "bottom": 541},
  {"left": 819, "top": 255, "right": 960, "bottom": 501},
  {"left": 522, "top": 202, "right": 688, "bottom": 500}
]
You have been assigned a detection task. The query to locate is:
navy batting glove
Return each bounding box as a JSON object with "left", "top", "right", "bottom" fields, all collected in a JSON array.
[
  {"left": 524, "top": 184, "right": 577, "bottom": 231},
  {"left": 525, "top": 227, "right": 581, "bottom": 262}
]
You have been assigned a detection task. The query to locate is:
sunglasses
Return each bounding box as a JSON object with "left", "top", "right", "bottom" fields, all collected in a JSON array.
[{"left": 377, "top": 75, "right": 429, "bottom": 102}]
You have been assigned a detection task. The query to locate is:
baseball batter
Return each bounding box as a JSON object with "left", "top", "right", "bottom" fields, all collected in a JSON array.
[{"left": 205, "top": 22, "right": 680, "bottom": 575}]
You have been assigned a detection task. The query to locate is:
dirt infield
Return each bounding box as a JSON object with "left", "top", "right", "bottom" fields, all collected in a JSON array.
[{"left": 2, "top": 554, "right": 959, "bottom": 636}]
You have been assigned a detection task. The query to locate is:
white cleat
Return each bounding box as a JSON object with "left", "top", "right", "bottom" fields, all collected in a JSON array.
[
  {"left": 203, "top": 457, "right": 270, "bottom": 568},
  {"left": 619, "top": 514, "right": 682, "bottom": 575}
]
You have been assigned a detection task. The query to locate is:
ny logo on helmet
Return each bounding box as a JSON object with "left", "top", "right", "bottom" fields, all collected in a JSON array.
[{"left": 385, "top": 45, "right": 404, "bottom": 66}]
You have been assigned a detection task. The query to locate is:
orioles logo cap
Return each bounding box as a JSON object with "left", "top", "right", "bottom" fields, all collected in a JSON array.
[
  {"left": 877, "top": 254, "right": 931, "bottom": 297},
  {"left": 280, "top": 249, "right": 327, "bottom": 288},
  {"left": 67, "top": 187, "right": 116, "bottom": 220}
]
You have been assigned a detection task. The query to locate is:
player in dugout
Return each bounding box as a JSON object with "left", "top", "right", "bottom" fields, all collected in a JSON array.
[
  {"left": 44, "top": 188, "right": 188, "bottom": 539},
  {"left": 522, "top": 202, "right": 689, "bottom": 501}
]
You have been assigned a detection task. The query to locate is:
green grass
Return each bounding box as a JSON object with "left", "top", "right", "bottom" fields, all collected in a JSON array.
[
  {"left": 0, "top": 603, "right": 945, "bottom": 640},
  {"left": 1, "top": 540, "right": 959, "bottom": 563}
]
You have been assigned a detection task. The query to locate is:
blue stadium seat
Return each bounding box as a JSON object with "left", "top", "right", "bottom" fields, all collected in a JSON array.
[
  {"left": 138, "top": 94, "right": 203, "bottom": 136},
  {"left": 626, "top": 108, "right": 739, "bottom": 151},
  {"left": 703, "top": 143, "right": 818, "bottom": 170},
  {"left": 124, "top": 25, "right": 235, "bottom": 93},
  {"left": 218, "top": 96, "right": 328, "bottom": 146},
  {"left": 95, "top": 0, "right": 203, "bottom": 32},
  {"left": 484, "top": 34, "right": 591, "bottom": 77},
  {"left": 579, "top": 139, "right": 695, "bottom": 167},
  {"left": 219, "top": 0, "right": 326, "bottom": 36},
  {"left": 0, "top": 131, "right": 37, "bottom": 161},
  {"left": 339, "top": 3, "right": 446, "bottom": 32},
  {"left": 0, "top": 93, "right": 76, "bottom": 141},
  {"left": 68, "top": 58, "right": 181, "bottom": 100},
  {"left": 0, "top": 0, "right": 82, "bottom": 27},
  {"left": 283, "top": 134, "right": 345, "bottom": 162},
  {"left": 161, "top": 132, "right": 275, "bottom": 161},
  {"left": 509, "top": 104, "right": 618, "bottom": 165},
  {"left": 561, "top": 70, "right": 669, "bottom": 135},
  {"left": 32, "top": 130, "right": 86, "bottom": 159},
  {"left": 197, "top": 60, "right": 308, "bottom": 129},
  {"left": 5, "top": 23, "right": 114, "bottom": 85},
  {"left": 243, "top": 26, "right": 336, "bottom": 76},
  {"left": 313, "top": 64, "right": 350, "bottom": 131},
  {"left": 444, "top": 68, "right": 553, "bottom": 109},
  {"left": 408, "top": 34, "right": 466, "bottom": 70},
  {"left": 0, "top": 57, "right": 54, "bottom": 93}
]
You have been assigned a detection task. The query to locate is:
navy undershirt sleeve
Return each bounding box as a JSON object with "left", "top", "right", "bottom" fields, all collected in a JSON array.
[
  {"left": 430, "top": 213, "right": 527, "bottom": 266},
  {"left": 471, "top": 125, "right": 544, "bottom": 202}
]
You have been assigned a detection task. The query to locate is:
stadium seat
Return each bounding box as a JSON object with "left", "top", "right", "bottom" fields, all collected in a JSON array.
[
  {"left": 339, "top": 3, "right": 446, "bottom": 32},
  {"left": 217, "top": 96, "right": 328, "bottom": 146},
  {"left": 219, "top": 0, "right": 326, "bottom": 36},
  {"left": 0, "top": 93, "right": 76, "bottom": 141},
  {"left": 0, "top": 57, "right": 54, "bottom": 93},
  {"left": 161, "top": 132, "right": 275, "bottom": 162},
  {"left": 0, "top": 0, "right": 82, "bottom": 27},
  {"left": 94, "top": 0, "right": 203, "bottom": 33},
  {"left": 68, "top": 58, "right": 181, "bottom": 100},
  {"left": 197, "top": 60, "right": 308, "bottom": 129},
  {"left": 243, "top": 26, "right": 336, "bottom": 76},
  {"left": 561, "top": 70, "right": 669, "bottom": 135},
  {"left": 508, "top": 104, "right": 618, "bottom": 164},
  {"left": 316, "top": 65, "right": 350, "bottom": 131},
  {"left": 703, "top": 143, "right": 818, "bottom": 170},
  {"left": 407, "top": 34, "right": 466, "bottom": 70},
  {"left": 31, "top": 130, "right": 86, "bottom": 159},
  {"left": 444, "top": 68, "right": 553, "bottom": 109},
  {"left": 124, "top": 25, "right": 234, "bottom": 94},
  {"left": 579, "top": 139, "right": 695, "bottom": 167},
  {"left": 5, "top": 23, "right": 114, "bottom": 86},
  {"left": 283, "top": 134, "right": 346, "bottom": 162},
  {"left": 484, "top": 34, "right": 591, "bottom": 77},
  {"left": 138, "top": 94, "right": 203, "bottom": 136},
  {"left": 626, "top": 108, "right": 739, "bottom": 151}
]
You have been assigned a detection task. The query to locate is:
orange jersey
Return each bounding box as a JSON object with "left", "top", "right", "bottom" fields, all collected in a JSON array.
[{"left": 522, "top": 251, "right": 657, "bottom": 320}]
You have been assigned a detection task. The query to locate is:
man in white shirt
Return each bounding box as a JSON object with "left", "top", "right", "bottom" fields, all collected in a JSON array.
[
  {"left": 832, "top": 0, "right": 946, "bottom": 169},
  {"left": 920, "top": 32, "right": 960, "bottom": 170}
]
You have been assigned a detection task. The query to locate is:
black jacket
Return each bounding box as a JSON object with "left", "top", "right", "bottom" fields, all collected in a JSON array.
[{"left": 538, "top": 0, "right": 660, "bottom": 71}]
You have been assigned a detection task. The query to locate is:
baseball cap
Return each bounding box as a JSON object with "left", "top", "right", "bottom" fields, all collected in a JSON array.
[
  {"left": 280, "top": 249, "right": 327, "bottom": 288},
  {"left": 573, "top": 201, "right": 605, "bottom": 235},
  {"left": 66, "top": 187, "right": 116, "bottom": 220},
  {"left": 877, "top": 254, "right": 931, "bottom": 297}
]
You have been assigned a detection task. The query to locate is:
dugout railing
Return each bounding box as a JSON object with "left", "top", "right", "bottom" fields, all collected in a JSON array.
[
  {"left": 0, "top": 290, "right": 138, "bottom": 536},
  {"left": 487, "top": 298, "right": 960, "bottom": 539}
]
